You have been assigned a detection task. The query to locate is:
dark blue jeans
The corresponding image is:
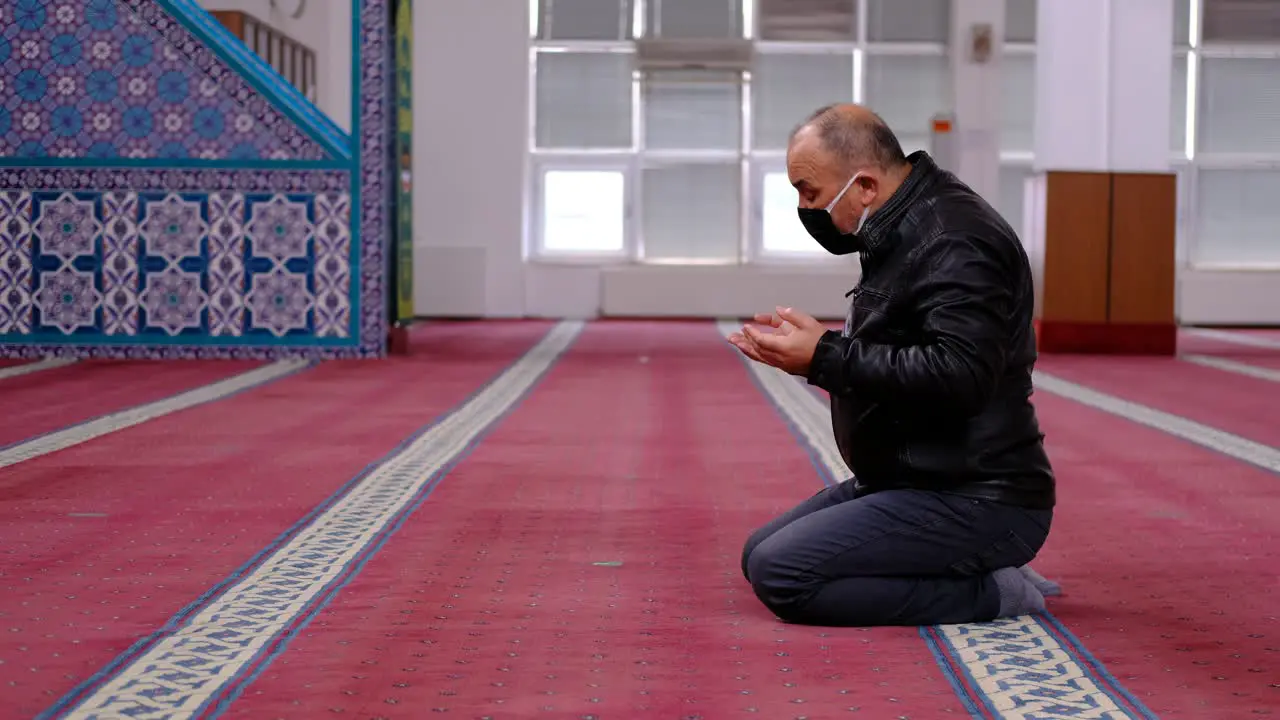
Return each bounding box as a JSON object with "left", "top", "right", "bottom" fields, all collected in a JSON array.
[{"left": 741, "top": 481, "right": 1052, "bottom": 626}]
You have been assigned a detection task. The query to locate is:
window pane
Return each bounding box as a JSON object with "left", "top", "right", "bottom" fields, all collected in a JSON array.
[
  {"left": 866, "top": 0, "right": 949, "bottom": 43},
  {"left": 1198, "top": 57, "right": 1280, "bottom": 154},
  {"left": 763, "top": 172, "right": 824, "bottom": 254},
  {"left": 647, "top": 0, "right": 742, "bottom": 38},
  {"left": 752, "top": 53, "right": 854, "bottom": 150},
  {"left": 864, "top": 53, "right": 948, "bottom": 154},
  {"left": 1202, "top": 0, "right": 1280, "bottom": 43},
  {"left": 996, "top": 165, "right": 1030, "bottom": 233},
  {"left": 641, "top": 163, "right": 740, "bottom": 260},
  {"left": 542, "top": 170, "right": 627, "bottom": 252},
  {"left": 757, "top": 0, "right": 857, "bottom": 42},
  {"left": 1174, "top": 0, "right": 1191, "bottom": 44},
  {"left": 1193, "top": 169, "right": 1280, "bottom": 265},
  {"left": 1005, "top": 0, "right": 1036, "bottom": 42},
  {"left": 535, "top": 51, "right": 633, "bottom": 149},
  {"left": 1001, "top": 53, "right": 1034, "bottom": 153},
  {"left": 644, "top": 71, "right": 741, "bottom": 150},
  {"left": 1171, "top": 54, "right": 1187, "bottom": 154},
  {"left": 538, "top": 0, "right": 631, "bottom": 40}
]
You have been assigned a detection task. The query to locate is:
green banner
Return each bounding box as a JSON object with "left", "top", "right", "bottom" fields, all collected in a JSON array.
[{"left": 392, "top": 0, "right": 414, "bottom": 321}]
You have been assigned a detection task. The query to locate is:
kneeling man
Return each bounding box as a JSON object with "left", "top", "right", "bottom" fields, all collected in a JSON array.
[{"left": 729, "top": 103, "right": 1058, "bottom": 627}]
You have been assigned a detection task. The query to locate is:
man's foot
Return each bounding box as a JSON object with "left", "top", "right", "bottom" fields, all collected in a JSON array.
[
  {"left": 1018, "top": 565, "right": 1062, "bottom": 597},
  {"left": 993, "top": 567, "right": 1046, "bottom": 618}
]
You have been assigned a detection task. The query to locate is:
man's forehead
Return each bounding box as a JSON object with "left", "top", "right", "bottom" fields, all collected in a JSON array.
[{"left": 786, "top": 137, "right": 828, "bottom": 186}]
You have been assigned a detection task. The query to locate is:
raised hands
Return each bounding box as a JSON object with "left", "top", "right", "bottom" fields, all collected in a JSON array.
[{"left": 727, "top": 306, "right": 826, "bottom": 376}]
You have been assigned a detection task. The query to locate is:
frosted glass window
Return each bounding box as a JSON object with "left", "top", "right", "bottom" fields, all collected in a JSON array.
[
  {"left": 646, "top": 0, "right": 743, "bottom": 38},
  {"left": 756, "top": 0, "right": 857, "bottom": 42},
  {"left": 535, "top": 51, "right": 633, "bottom": 149},
  {"left": 864, "top": 53, "right": 948, "bottom": 154},
  {"left": 866, "top": 0, "right": 949, "bottom": 43},
  {"left": 643, "top": 71, "right": 741, "bottom": 151},
  {"left": 541, "top": 170, "right": 627, "bottom": 253},
  {"left": 536, "top": 0, "right": 632, "bottom": 40},
  {"left": 1005, "top": 0, "right": 1036, "bottom": 42},
  {"left": 1193, "top": 169, "right": 1280, "bottom": 266},
  {"left": 1202, "top": 0, "right": 1280, "bottom": 43},
  {"left": 1174, "top": 0, "right": 1191, "bottom": 44},
  {"left": 996, "top": 165, "right": 1030, "bottom": 233},
  {"left": 1171, "top": 54, "right": 1188, "bottom": 154},
  {"left": 752, "top": 53, "right": 854, "bottom": 150},
  {"left": 762, "top": 172, "right": 824, "bottom": 254},
  {"left": 1198, "top": 57, "right": 1280, "bottom": 154},
  {"left": 1001, "top": 53, "right": 1035, "bottom": 153},
  {"left": 641, "top": 163, "right": 740, "bottom": 260}
]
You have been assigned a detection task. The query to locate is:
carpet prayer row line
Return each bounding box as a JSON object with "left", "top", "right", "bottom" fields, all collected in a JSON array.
[{"left": 0, "top": 321, "right": 1275, "bottom": 719}]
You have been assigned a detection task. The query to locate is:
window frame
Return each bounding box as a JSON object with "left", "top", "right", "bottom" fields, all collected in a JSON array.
[{"left": 528, "top": 156, "right": 636, "bottom": 262}]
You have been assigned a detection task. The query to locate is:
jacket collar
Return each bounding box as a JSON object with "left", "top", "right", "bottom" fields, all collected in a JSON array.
[{"left": 856, "top": 150, "right": 938, "bottom": 256}]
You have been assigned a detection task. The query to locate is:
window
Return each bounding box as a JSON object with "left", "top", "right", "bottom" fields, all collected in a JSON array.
[
  {"left": 1001, "top": 51, "right": 1035, "bottom": 153},
  {"left": 756, "top": 0, "right": 857, "bottom": 42},
  {"left": 1171, "top": 52, "right": 1188, "bottom": 155},
  {"left": 643, "top": 71, "right": 742, "bottom": 151},
  {"left": 1197, "top": 56, "right": 1280, "bottom": 155},
  {"left": 761, "top": 172, "right": 824, "bottom": 255},
  {"left": 533, "top": 0, "right": 634, "bottom": 40},
  {"left": 644, "top": 0, "right": 744, "bottom": 38},
  {"left": 996, "top": 164, "right": 1031, "bottom": 233},
  {"left": 540, "top": 170, "right": 627, "bottom": 254},
  {"left": 863, "top": 52, "right": 948, "bottom": 154},
  {"left": 640, "top": 163, "right": 741, "bottom": 260},
  {"left": 751, "top": 51, "right": 855, "bottom": 151},
  {"left": 866, "top": 0, "right": 949, "bottom": 43},
  {"left": 1193, "top": 168, "right": 1280, "bottom": 266},
  {"left": 534, "top": 50, "right": 634, "bottom": 149},
  {"left": 1005, "top": 0, "right": 1036, "bottom": 43}
]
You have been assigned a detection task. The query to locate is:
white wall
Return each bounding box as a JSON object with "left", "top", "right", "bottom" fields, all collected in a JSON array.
[{"left": 198, "top": 0, "right": 352, "bottom": 133}]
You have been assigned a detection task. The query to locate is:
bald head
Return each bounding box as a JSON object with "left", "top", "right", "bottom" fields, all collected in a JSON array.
[
  {"left": 785, "top": 103, "right": 912, "bottom": 238},
  {"left": 788, "top": 103, "right": 907, "bottom": 174}
]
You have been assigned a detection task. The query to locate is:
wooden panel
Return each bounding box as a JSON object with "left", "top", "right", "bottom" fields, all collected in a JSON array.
[
  {"left": 208, "top": 10, "right": 244, "bottom": 38},
  {"left": 1108, "top": 172, "right": 1177, "bottom": 325},
  {"left": 1039, "top": 171, "right": 1112, "bottom": 324}
]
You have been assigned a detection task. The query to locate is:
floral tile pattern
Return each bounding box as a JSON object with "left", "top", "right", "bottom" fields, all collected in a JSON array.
[
  {"left": 0, "top": 0, "right": 328, "bottom": 160},
  {"left": 1, "top": 188, "right": 352, "bottom": 341}
]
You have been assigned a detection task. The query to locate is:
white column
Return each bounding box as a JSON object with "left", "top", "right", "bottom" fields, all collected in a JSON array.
[
  {"left": 1033, "top": 0, "right": 1174, "bottom": 172},
  {"left": 947, "top": 0, "right": 1005, "bottom": 202}
]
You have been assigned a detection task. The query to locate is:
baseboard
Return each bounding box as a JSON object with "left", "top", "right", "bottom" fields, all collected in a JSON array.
[{"left": 1035, "top": 320, "right": 1178, "bottom": 356}]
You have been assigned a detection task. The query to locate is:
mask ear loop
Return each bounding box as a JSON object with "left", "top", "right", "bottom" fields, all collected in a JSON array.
[{"left": 825, "top": 173, "right": 861, "bottom": 213}]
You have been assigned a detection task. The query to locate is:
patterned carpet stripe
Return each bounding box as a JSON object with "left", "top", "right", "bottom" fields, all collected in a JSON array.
[
  {"left": 46, "top": 321, "right": 584, "bottom": 720},
  {"left": 715, "top": 320, "right": 1159, "bottom": 720}
]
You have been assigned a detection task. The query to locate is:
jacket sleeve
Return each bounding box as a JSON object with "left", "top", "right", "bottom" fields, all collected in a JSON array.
[{"left": 805, "top": 234, "right": 1012, "bottom": 416}]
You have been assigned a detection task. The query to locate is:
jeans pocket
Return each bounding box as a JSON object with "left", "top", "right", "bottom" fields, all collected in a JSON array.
[{"left": 947, "top": 530, "right": 1038, "bottom": 577}]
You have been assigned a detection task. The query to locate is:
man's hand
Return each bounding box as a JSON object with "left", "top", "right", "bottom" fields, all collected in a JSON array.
[{"left": 727, "top": 307, "right": 826, "bottom": 376}]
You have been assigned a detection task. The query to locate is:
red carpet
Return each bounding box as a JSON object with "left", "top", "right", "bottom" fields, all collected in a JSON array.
[
  {"left": 0, "top": 360, "right": 265, "bottom": 448},
  {"left": 0, "top": 321, "right": 553, "bottom": 718},
  {"left": 4, "top": 320, "right": 1276, "bottom": 718},
  {"left": 220, "top": 322, "right": 965, "bottom": 719},
  {"left": 1028, "top": 388, "right": 1278, "bottom": 719}
]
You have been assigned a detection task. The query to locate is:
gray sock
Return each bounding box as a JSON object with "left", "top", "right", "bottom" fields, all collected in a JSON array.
[
  {"left": 992, "top": 567, "right": 1046, "bottom": 618},
  {"left": 1018, "top": 565, "right": 1062, "bottom": 597}
]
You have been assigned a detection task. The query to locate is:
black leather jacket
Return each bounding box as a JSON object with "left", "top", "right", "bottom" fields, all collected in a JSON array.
[{"left": 806, "top": 151, "right": 1056, "bottom": 510}]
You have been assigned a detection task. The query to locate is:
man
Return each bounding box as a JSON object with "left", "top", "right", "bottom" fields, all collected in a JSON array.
[{"left": 728, "top": 103, "right": 1058, "bottom": 627}]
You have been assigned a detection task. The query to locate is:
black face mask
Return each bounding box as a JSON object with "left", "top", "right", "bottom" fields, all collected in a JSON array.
[{"left": 798, "top": 173, "right": 871, "bottom": 255}]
